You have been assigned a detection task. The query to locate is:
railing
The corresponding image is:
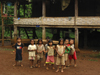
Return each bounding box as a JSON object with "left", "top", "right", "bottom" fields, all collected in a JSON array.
[{"left": 14, "top": 17, "right": 100, "bottom": 25}]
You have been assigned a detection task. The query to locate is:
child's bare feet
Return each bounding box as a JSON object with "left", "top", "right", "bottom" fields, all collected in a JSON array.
[
  {"left": 74, "top": 64, "right": 77, "bottom": 67},
  {"left": 44, "top": 63, "right": 46, "bottom": 66},
  {"left": 21, "top": 64, "right": 23, "bottom": 67},
  {"left": 63, "top": 67, "right": 66, "bottom": 69},
  {"left": 13, "top": 64, "right": 16, "bottom": 67},
  {"left": 56, "top": 69, "right": 59, "bottom": 72},
  {"left": 30, "top": 66, "right": 33, "bottom": 68},
  {"left": 52, "top": 67, "right": 55, "bottom": 70},
  {"left": 61, "top": 69, "right": 64, "bottom": 73},
  {"left": 38, "top": 65, "right": 40, "bottom": 68},
  {"left": 35, "top": 64, "right": 38, "bottom": 67},
  {"left": 46, "top": 67, "right": 49, "bottom": 70}
]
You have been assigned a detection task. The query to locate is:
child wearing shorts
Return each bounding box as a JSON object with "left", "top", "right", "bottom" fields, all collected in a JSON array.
[
  {"left": 68, "top": 39, "right": 77, "bottom": 67},
  {"left": 36, "top": 39, "right": 45, "bottom": 68},
  {"left": 56, "top": 38, "right": 65, "bottom": 73},
  {"left": 28, "top": 39, "right": 37, "bottom": 68},
  {"left": 45, "top": 40, "right": 55, "bottom": 70}
]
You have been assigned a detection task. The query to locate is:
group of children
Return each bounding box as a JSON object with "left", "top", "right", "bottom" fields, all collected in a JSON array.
[{"left": 13, "top": 37, "right": 77, "bottom": 73}]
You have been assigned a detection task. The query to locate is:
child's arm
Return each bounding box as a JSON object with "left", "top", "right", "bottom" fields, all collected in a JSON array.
[
  {"left": 56, "top": 47, "right": 61, "bottom": 56},
  {"left": 61, "top": 48, "right": 65, "bottom": 56}
]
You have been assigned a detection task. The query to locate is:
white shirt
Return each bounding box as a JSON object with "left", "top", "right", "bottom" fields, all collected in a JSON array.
[{"left": 28, "top": 44, "right": 37, "bottom": 57}]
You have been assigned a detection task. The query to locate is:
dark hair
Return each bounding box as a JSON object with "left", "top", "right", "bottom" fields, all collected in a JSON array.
[
  {"left": 17, "top": 36, "right": 21, "bottom": 40},
  {"left": 48, "top": 39, "right": 53, "bottom": 46},
  {"left": 70, "top": 39, "right": 74, "bottom": 41},
  {"left": 59, "top": 38, "right": 64, "bottom": 45},
  {"left": 46, "top": 36, "right": 50, "bottom": 39},
  {"left": 65, "top": 39, "right": 69, "bottom": 41},
  {"left": 30, "top": 39, "right": 34, "bottom": 42},
  {"left": 37, "top": 38, "right": 43, "bottom": 44}
]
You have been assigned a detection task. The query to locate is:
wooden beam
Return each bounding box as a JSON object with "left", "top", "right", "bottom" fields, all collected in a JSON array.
[
  {"left": 42, "top": 0, "right": 46, "bottom": 40},
  {"left": 1, "top": 2, "right": 4, "bottom": 46},
  {"left": 42, "top": 27, "right": 46, "bottom": 40},
  {"left": 75, "top": 28, "right": 80, "bottom": 52},
  {"left": 14, "top": 26, "right": 17, "bottom": 44},
  {"left": 14, "top": 1, "right": 18, "bottom": 44},
  {"left": 14, "top": 1, "right": 17, "bottom": 18},
  {"left": 75, "top": 0, "right": 78, "bottom": 25},
  {"left": 42, "top": 0, "right": 46, "bottom": 17}
]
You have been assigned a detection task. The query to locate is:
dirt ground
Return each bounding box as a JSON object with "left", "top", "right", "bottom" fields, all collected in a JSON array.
[{"left": 0, "top": 47, "right": 100, "bottom": 75}]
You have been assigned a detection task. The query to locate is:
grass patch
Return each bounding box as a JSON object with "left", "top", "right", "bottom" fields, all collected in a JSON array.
[
  {"left": 89, "top": 52, "right": 100, "bottom": 58},
  {"left": 0, "top": 48, "right": 14, "bottom": 51},
  {"left": 88, "top": 59, "right": 98, "bottom": 61}
]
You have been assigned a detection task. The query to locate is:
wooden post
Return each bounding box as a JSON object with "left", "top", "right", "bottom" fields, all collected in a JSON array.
[
  {"left": 14, "top": 1, "right": 18, "bottom": 44},
  {"left": 42, "top": 27, "right": 46, "bottom": 40},
  {"left": 18, "top": 28, "right": 20, "bottom": 37},
  {"left": 75, "top": 28, "right": 80, "bottom": 52},
  {"left": 42, "top": 0, "right": 46, "bottom": 40},
  {"left": 42, "top": 0, "right": 46, "bottom": 17},
  {"left": 1, "top": 3, "right": 4, "bottom": 46},
  {"left": 74, "top": 0, "right": 78, "bottom": 25}
]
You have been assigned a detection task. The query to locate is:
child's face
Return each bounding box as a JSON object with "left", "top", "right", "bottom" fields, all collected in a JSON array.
[
  {"left": 70, "top": 40, "right": 74, "bottom": 45},
  {"left": 31, "top": 40, "right": 34, "bottom": 45},
  {"left": 17, "top": 38, "right": 21, "bottom": 43},
  {"left": 60, "top": 40, "right": 63, "bottom": 45},
  {"left": 65, "top": 40, "right": 69, "bottom": 44},
  {"left": 49, "top": 42, "right": 52, "bottom": 46},
  {"left": 47, "top": 39, "right": 50, "bottom": 42},
  {"left": 39, "top": 40, "right": 42, "bottom": 44}
]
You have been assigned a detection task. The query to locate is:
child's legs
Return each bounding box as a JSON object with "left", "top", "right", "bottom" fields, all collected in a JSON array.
[
  {"left": 64, "top": 54, "right": 68, "bottom": 67},
  {"left": 74, "top": 59, "right": 76, "bottom": 65},
  {"left": 61, "top": 56, "right": 65, "bottom": 68},
  {"left": 69, "top": 55, "right": 73, "bottom": 65}
]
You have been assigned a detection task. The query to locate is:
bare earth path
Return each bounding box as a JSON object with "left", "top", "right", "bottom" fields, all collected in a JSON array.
[{"left": 0, "top": 47, "right": 100, "bottom": 75}]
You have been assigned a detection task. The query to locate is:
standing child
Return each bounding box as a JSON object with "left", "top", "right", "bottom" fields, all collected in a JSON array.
[
  {"left": 13, "top": 37, "right": 24, "bottom": 67},
  {"left": 68, "top": 39, "right": 77, "bottom": 67},
  {"left": 64, "top": 39, "right": 71, "bottom": 69},
  {"left": 45, "top": 40, "right": 55, "bottom": 70},
  {"left": 56, "top": 38, "right": 65, "bottom": 73},
  {"left": 28, "top": 39, "right": 37, "bottom": 68},
  {"left": 44, "top": 37, "right": 50, "bottom": 66},
  {"left": 36, "top": 39, "right": 45, "bottom": 67}
]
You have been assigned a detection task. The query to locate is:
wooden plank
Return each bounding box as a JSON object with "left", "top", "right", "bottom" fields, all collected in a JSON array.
[
  {"left": 14, "top": 26, "right": 17, "bottom": 43},
  {"left": 75, "top": 0, "right": 78, "bottom": 25},
  {"left": 75, "top": 28, "right": 80, "bottom": 52},
  {"left": 42, "top": 0, "right": 46, "bottom": 17},
  {"left": 1, "top": 3, "right": 4, "bottom": 46},
  {"left": 42, "top": 27, "right": 46, "bottom": 40},
  {"left": 14, "top": 1, "right": 17, "bottom": 18}
]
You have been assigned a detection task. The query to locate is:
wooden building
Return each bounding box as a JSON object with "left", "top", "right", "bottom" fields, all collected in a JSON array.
[{"left": 1, "top": 0, "right": 100, "bottom": 51}]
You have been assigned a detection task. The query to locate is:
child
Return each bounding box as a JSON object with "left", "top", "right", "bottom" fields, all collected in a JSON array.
[
  {"left": 45, "top": 40, "right": 55, "bottom": 70},
  {"left": 28, "top": 39, "right": 37, "bottom": 68},
  {"left": 68, "top": 39, "right": 77, "bottom": 67},
  {"left": 64, "top": 39, "right": 71, "bottom": 69},
  {"left": 56, "top": 38, "right": 65, "bottom": 73},
  {"left": 36, "top": 39, "right": 45, "bottom": 67},
  {"left": 44, "top": 37, "right": 50, "bottom": 66},
  {"left": 13, "top": 37, "right": 24, "bottom": 67}
]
